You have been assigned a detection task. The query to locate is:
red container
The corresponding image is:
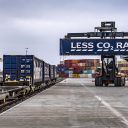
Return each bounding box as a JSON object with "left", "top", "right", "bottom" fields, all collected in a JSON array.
[
  {"left": 92, "top": 73, "right": 96, "bottom": 78},
  {"left": 64, "top": 60, "right": 72, "bottom": 64},
  {"left": 120, "top": 70, "right": 128, "bottom": 75},
  {"left": 64, "top": 59, "right": 100, "bottom": 74},
  {"left": 65, "top": 63, "right": 72, "bottom": 68},
  {"left": 59, "top": 73, "right": 68, "bottom": 78},
  {"left": 79, "top": 59, "right": 86, "bottom": 63}
]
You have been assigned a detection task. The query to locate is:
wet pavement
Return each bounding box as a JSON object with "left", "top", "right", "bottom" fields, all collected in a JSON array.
[{"left": 0, "top": 78, "right": 128, "bottom": 128}]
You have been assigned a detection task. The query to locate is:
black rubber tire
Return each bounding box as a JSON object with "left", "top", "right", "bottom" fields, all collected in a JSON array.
[
  {"left": 114, "top": 77, "right": 121, "bottom": 87},
  {"left": 105, "top": 83, "right": 108, "bottom": 86},
  {"left": 95, "top": 77, "right": 103, "bottom": 86},
  {"left": 95, "top": 77, "right": 99, "bottom": 86},
  {"left": 99, "top": 77, "right": 103, "bottom": 86},
  {"left": 121, "top": 77, "right": 125, "bottom": 86}
]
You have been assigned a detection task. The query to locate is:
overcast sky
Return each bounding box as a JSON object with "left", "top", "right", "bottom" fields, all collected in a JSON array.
[{"left": 0, "top": 0, "right": 128, "bottom": 66}]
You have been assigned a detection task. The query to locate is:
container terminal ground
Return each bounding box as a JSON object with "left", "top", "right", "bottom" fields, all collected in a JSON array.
[{"left": 0, "top": 78, "right": 128, "bottom": 128}]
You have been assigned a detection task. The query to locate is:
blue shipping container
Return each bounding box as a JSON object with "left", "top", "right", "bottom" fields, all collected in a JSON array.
[{"left": 3, "top": 55, "right": 43, "bottom": 86}]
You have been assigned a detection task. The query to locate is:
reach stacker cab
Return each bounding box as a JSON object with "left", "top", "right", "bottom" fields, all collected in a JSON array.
[
  {"left": 95, "top": 55, "right": 125, "bottom": 86},
  {"left": 94, "top": 22, "right": 125, "bottom": 86}
]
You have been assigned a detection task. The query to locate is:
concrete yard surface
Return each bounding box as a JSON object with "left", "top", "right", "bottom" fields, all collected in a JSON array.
[{"left": 1, "top": 78, "right": 128, "bottom": 128}]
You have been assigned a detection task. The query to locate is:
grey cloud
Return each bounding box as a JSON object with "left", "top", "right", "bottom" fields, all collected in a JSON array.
[
  {"left": 0, "top": 0, "right": 128, "bottom": 65},
  {"left": 0, "top": 0, "right": 127, "bottom": 18}
]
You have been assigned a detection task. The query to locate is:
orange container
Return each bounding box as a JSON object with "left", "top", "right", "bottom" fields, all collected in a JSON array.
[{"left": 71, "top": 60, "right": 78, "bottom": 63}]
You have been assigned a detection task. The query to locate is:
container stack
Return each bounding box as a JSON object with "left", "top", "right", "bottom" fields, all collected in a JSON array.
[
  {"left": 118, "top": 60, "right": 128, "bottom": 75},
  {"left": 57, "top": 64, "right": 68, "bottom": 78},
  {"left": 57, "top": 59, "right": 100, "bottom": 78}
]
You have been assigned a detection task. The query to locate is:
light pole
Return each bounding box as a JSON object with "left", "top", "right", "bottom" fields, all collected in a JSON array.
[
  {"left": 25, "top": 48, "right": 28, "bottom": 85},
  {"left": 25, "top": 48, "right": 28, "bottom": 55}
]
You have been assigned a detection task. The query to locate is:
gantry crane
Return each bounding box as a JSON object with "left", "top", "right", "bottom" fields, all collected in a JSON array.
[{"left": 62, "top": 21, "right": 128, "bottom": 86}]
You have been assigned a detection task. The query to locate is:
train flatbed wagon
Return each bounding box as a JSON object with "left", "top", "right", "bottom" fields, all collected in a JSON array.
[
  {"left": 0, "top": 91, "right": 9, "bottom": 103},
  {"left": 0, "top": 86, "right": 27, "bottom": 92},
  {"left": 0, "top": 86, "right": 30, "bottom": 103}
]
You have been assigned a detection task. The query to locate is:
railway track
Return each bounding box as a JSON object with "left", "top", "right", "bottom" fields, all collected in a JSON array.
[{"left": 0, "top": 78, "right": 64, "bottom": 113}]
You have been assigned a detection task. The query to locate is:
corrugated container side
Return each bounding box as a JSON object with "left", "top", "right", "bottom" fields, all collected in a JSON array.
[
  {"left": 72, "top": 63, "right": 77, "bottom": 67},
  {"left": 69, "top": 67, "right": 73, "bottom": 70},
  {"left": 64, "top": 60, "right": 72, "bottom": 64},
  {"left": 33, "top": 57, "right": 43, "bottom": 84},
  {"left": 83, "top": 74, "right": 88, "bottom": 78},
  {"left": 120, "top": 70, "right": 128, "bottom": 74},
  {"left": 43, "top": 62, "right": 50, "bottom": 82},
  {"left": 79, "top": 74, "right": 87, "bottom": 78},
  {"left": 65, "top": 63, "right": 72, "bottom": 68},
  {"left": 62, "top": 59, "right": 100, "bottom": 77},
  {"left": 118, "top": 61, "right": 128, "bottom": 64},
  {"left": 71, "top": 60, "right": 79, "bottom": 63},
  {"left": 92, "top": 70, "right": 95, "bottom": 74},
  {"left": 68, "top": 73, "right": 73, "bottom": 78},
  {"left": 88, "top": 74, "right": 92, "bottom": 78},
  {"left": 78, "top": 63, "right": 85, "bottom": 67},
  {"left": 79, "top": 59, "right": 86, "bottom": 63},
  {"left": 3, "top": 55, "right": 35, "bottom": 85},
  {"left": 49, "top": 65, "right": 54, "bottom": 80},
  {"left": 65, "top": 70, "right": 73, "bottom": 74},
  {"left": 53, "top": 65, "right": 57, "bottom": 79},
  {"left": 20, "top": 55, "right": 34, "bottom": 85},
  {"left": 92, "top": 73, "right": 96, "bottom": 78},
  {"left": 69, "top": 70, "right": 73, "bottom": 74},
  {"left": 72, "top": 74, "right": 79, "bottom": 78},
  {"left": 118, "top": 64, "right": 128, "bottom": 67},
  {"left": 83, "top": 70, "right": 92, "bottom": 74},
  {"left": 57, "top": 64, "right": 67, "bottom": 72},
  {"left": 3, "top": 55, "right": 18, "bottom": 82},
  {"left": 64, "top": 70, "right": 69, "bottom": 74},
  {"left": 60, "top": 61, "right": 64, "bottom": 64},
  {"left": 120, "top": 67, "right": 128, "bottom": 70},
  {"left": 91, "top": 67, "right": 97, "bottom": 70},
  {"left": 59, "top": 73, "right": 68, "bottom": 78}
]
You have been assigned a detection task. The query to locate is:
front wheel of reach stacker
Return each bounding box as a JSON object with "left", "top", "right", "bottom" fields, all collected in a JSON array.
[
  {"left": 121, "top": 77, "right": 125, "bottom": 86},
  {"left": 95, "top": 77, "right": 103, "bottom": 86},
  {"left": 114, "top": 77, "right": 122, "bottom": 87}
]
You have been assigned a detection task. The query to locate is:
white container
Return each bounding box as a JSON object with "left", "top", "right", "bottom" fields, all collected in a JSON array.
[
  {"left": 60, "top": 61, "right": 64, "bottom": 64},
  {"left": 78, "top": 63, "right": 85, "bottom": 67},
  {"left": 91, "top": 70, "right": 95, "bottom": 73},
  {"left": 84, "top": 74, "right": 88, "bottom": 78},
  {"left": 79, "top": 74, "right": 84, "bottom": 78},
  {"left": 69, "top": 71, "right": 73, "bottom": 74},
  {"left": 79, "top": 74, "right": 88, "bottom": 78},
  {"left": 88, "top": 74, "right": 92, "bottom": 78},
  {"left": 83, "top": 70, "right": 88, "bottom": 74},
  {"left": 69, "top": 73, "right": 73, "bottom": 78}
]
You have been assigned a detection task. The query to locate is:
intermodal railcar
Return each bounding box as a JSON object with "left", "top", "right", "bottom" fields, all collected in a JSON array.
[{"left": 3, "top": 55, "right": 57, "bottom": 86}]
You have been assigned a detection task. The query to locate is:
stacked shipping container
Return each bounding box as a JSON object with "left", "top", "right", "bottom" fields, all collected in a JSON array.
[
  {"left": 57, "top": 59, "right": 100, "bottom": 78},
  {"left": 57, "top": 64, "right": 68, "bottom": 78},
  {"left": 3, "top": 55, "right": 57, "bottom": 86},
  {"left": 118, "top": 60, "right": 128, "bottom": 75}
]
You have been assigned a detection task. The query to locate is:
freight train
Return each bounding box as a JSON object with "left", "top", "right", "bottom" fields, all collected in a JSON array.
[
  {"left": 0, "top": 55, "right": 59, "bottom": 104},
  {"left": 3, "top": 55, "right": 57, "bottom": 86}
]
